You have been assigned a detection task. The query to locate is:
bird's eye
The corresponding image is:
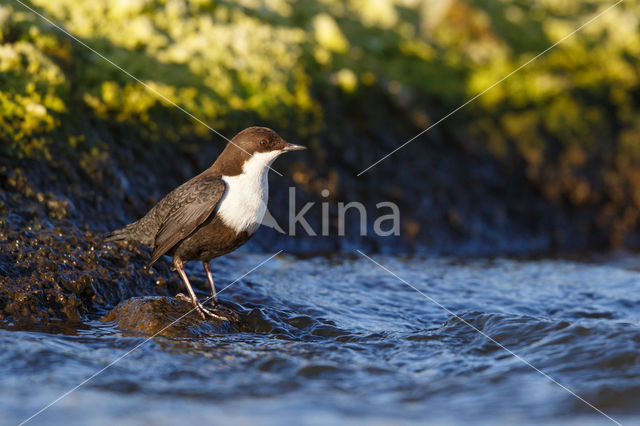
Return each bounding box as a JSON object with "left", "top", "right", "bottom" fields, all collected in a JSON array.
[{"left": 259, "top": 140, "right": 266, "bottom": 146}]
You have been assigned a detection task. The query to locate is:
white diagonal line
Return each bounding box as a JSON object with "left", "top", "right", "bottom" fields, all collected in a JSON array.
[
  {"left": 356, "top": 250, "right": 622, "bottom": 426},
  {"left": 12, "top": 0, "right": 283, "bottom": 177},
  {"left": 357, "top": 0, "right": 624, "bottom": 176},
  {"left": 18, "top": 250, "right": 283, "bottom": 426}
]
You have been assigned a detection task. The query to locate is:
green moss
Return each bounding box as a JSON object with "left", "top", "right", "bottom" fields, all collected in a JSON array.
[
  {"left": 0, "top": 7, "right": 68, "bottom": 157},
  {"left": 2, "top": 0, "right": 633, "bottom": 152}
]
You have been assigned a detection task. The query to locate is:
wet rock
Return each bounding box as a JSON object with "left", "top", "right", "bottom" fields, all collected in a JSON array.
[
  {"left": 0, "top": 215, "right": 181, "bottom": 326},
  {"left": 101, "top": 296, "right": 241, "bottom": 337}
]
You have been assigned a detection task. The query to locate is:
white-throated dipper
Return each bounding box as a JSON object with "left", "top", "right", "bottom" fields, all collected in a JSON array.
[{"left": 105, "top": 127, "right": 306, "bottom": 319}]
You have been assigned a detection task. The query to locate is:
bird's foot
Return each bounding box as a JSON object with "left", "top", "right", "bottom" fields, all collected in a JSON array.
[
  {"left": 194, "top": 301, "right": 229, "bottom": 321},
  {"left": 175, "top": 293, "right": 228, "bottom": 321}
]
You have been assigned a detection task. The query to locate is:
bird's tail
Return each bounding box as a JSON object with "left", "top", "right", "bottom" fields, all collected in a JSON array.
[
  {"left": 104, "top": 219, "right": 155, "bottom": 247},
  {"left": 104, "top": 226, "right": 131, "bottom": 243}
]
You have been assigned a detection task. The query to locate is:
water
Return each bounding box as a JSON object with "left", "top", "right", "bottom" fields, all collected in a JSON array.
[{"left": 2, "top": 254, "right": 640, "bottom": 425}]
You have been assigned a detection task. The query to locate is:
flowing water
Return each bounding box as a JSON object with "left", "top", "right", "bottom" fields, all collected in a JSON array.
[{"left": 2, "top": 253, "right": 640, "bottom": 425}]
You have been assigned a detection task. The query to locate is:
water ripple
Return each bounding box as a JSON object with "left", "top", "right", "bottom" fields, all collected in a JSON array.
[{"left": 2, "top": 255, "right": 640, "bottom": 425}]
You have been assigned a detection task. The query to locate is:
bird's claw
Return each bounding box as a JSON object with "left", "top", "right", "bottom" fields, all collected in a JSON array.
[
  {"left": 175, "top": 294, "right": 227, "bottom": 321},
  {"left": 195, "top": 301, "right": 229, "bottom": 321}
]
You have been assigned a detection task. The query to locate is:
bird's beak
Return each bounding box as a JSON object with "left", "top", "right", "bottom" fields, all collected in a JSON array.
[{"left": 282, "top": 142, "right": 307, "bottom": 152}]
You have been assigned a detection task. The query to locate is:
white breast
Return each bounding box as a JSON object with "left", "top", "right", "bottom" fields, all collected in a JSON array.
[{"left": 216, "top": 151, "right": 281, "bottom": 234}]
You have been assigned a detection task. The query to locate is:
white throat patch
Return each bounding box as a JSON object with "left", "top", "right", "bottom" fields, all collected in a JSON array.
[{"left": 216, "top": 150, "right": 281, "bottom": 233}]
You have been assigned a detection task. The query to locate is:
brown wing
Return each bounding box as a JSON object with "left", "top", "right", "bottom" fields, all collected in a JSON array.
[{"left": 149, "top": 174, "right": 226, "bottom": 265}]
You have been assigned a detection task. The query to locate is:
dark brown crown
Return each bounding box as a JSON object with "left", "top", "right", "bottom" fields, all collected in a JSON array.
[{"left": 210, "top": 127, "right": 287, "bottom": 176}]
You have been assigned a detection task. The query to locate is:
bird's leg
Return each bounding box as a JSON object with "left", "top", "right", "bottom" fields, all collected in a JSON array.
[
  {"left": 173, "top": 258, "right": 227, "bottom": 321},
  {"left": 203, "top": 261, "right": 217, "bottom": 307}
]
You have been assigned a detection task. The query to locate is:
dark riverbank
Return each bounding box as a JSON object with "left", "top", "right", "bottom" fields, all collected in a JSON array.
[{"left": 0, "top": 103, "right": 638, "bottom": 327}]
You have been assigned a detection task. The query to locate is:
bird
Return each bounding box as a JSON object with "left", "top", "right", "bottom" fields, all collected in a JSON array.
[{"left": 105, "top": 126, "right": 306, "bottom": 319}]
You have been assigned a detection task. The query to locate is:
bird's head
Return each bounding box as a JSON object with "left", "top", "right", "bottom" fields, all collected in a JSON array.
[{"left": 215, "top": 127, "right": 306, "bottom": 176}]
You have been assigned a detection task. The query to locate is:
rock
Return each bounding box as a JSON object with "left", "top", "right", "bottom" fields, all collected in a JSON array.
[{"left": 101, "top": 296, "right": 241, "bottom": 337}]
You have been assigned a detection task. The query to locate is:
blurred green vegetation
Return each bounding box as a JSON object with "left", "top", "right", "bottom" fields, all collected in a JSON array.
[{"left": 1, "top": 0, "right": 640, "bottom": 243}]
